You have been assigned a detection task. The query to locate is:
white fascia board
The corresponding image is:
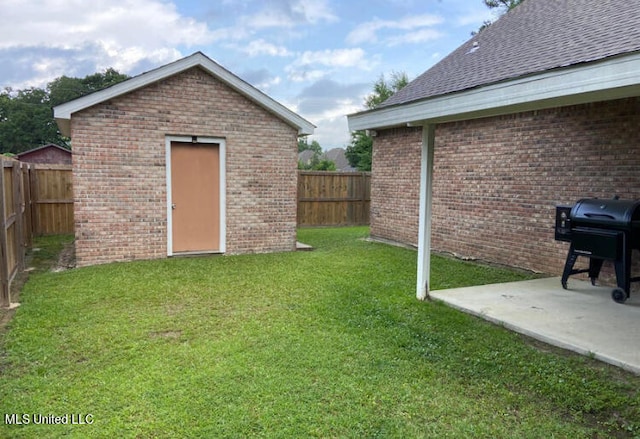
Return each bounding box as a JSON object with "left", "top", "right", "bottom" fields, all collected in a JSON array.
[
  {"left": 347, "top": 52, "right": 640, "bottom": 131},
  {"left": 54, "top": 52, "right": 315, "bottom": 137}
]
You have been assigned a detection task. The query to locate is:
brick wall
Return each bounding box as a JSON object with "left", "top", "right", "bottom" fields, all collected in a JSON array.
[
  {"left": 71, "top": 67, "right": 298, "bottom": 267},
  {"left": 370, "top": 126, "right": 422, "bottom": 246},
  {"left": 372, "top": 97, "right": 640, "bottom": 278}
]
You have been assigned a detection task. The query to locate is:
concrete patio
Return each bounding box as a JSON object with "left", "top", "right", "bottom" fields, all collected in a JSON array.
[{"left": 431, "top": 277, "right": 640, "bottom": 374}]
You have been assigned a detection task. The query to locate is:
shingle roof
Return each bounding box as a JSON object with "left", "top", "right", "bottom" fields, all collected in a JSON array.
[
  {"left": 17, "top": 143, "right": 71, "bottom": 157},
  {"left": 379, "top": 0, "right": 640, "bottom": 109},
  {"left": 298, "top": 148, "right": 356, "bottom": 171},
  {"left": 323, "top": 148, "right": 356, "bottom": 172}
]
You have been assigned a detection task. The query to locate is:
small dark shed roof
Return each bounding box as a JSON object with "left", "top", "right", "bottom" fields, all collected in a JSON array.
[
  {"left": 17, "top": 143, "right": 72, "bottom": 164},
  {"left": 380, "top": 0, "right": 640, "bottom": 108}
]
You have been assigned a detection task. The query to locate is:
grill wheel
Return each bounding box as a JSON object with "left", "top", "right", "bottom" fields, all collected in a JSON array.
[{"left": 612, "top": 288, "right": 627, "bottom": 304}]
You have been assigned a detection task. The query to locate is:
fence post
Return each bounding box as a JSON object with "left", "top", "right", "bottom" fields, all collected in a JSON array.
[
  {"left": 0, "top": 160, "right": 10, "bottom": 308},
  {"left": 13, "top": 162, "right": 25, "bottom": 273},
  {"left": 29, "top": 165, "right": 39, "bottom": 235},
  {"left": 22, "top": 163, "right": 33, "bottom": 248}
]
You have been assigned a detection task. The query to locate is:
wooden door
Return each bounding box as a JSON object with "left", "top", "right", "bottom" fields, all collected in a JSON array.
[{"left": 170, "top": 142, "right": 220, "bottom": 253}]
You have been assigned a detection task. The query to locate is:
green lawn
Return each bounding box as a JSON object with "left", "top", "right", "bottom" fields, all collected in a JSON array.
[{"left": 1, "top": 227, "right": 638, "bottom": 438}]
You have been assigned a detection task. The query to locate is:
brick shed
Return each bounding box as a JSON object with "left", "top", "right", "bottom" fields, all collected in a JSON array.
[
  {"left": 54, "top": 52, "right": 314, "bottom": 267},
  {"left": 348, "top": 0, "right": 640, "bottom": 299},
  {"left": 17, "top": 143, "right": 72, "bottom": 165}
]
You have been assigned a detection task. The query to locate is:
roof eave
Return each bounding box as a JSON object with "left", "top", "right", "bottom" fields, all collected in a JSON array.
[
  {"left": 347, "top": 52, "right": 640, "bottom": 131},
  {"left": 54, "top": 52, "right": 315, "bottom": 137},
  {"left": 17, "top": 143, "right": 71, "bottom": 157}
]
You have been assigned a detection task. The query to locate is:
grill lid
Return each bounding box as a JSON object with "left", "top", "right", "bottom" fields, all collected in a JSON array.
[{"left": 570, "top": 198, "right": 640, "bottom": 229}]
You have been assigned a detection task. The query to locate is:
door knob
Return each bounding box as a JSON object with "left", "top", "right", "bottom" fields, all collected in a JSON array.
[{"left": 172, "top": 203, "right": 176, "bottom": 210}]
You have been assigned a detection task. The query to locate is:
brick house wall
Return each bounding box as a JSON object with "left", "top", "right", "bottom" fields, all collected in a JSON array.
[
  {"left": 370, "top": 126, "right": 422, "bottom": 247},
  {"left": 371, "top": 97, "right": 640, "bottom": 277},
  {"left": 71, "top": 67, "right": 298, "bottom": 267}
]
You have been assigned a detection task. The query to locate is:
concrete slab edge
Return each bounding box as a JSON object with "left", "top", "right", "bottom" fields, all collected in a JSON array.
[{"left": 431, "top": 297, "right": 640, "bottom": 375}]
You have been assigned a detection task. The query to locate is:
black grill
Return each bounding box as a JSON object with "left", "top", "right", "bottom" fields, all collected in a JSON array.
[{"left": 555, "top": 197, "right": 640, "bottom": 303}]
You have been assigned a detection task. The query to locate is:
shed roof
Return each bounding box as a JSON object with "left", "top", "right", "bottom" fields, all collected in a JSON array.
[
  {"left": 17, "top": 143, "right": 71, "bottom": 158},
  {"left": 54, "top": 52, "right": 315, "bottom": 137},
  {"left": 348, "top": 0, "right": 640, "bottom": 130}
]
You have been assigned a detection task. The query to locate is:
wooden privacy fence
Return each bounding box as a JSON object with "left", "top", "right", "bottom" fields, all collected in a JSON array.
[
  {"left": 0, "top": 159, "right": 73, "bottom": 308},
  {"left": 0, "top": 160, "right": 32, "bottom": 308},
  {"left": 31, "top": 164, "right": 74, "bottom": 235},
  {"left": 297, "top": 171, "right": 371, "bottom": 226}
]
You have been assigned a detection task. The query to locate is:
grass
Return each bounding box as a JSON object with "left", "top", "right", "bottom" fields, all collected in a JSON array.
[
  {"left": 0, "top": 227, "right": 638, "bottom": 438},
  {"left": 26, "top": 234, "right": 75, "bottom": 275},
  {"left": 0, "top": 234, "right": 74, "bottom": 330}
]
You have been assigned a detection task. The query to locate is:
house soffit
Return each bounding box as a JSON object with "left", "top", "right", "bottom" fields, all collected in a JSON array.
[{"left": 347, "top": 51, "right": 640, "bottom": 131}]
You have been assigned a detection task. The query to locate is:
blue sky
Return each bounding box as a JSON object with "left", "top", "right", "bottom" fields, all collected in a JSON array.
[{"left": 0, "top": 0, "right": 497, "bottom": 149}]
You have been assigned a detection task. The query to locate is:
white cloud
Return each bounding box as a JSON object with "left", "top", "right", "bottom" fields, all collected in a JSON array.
[
  {"left": 308, "top": 115, "right": 352, "bottom": 149},
  {"left": 346, "top": 14, "right": 443, "bottom": 46},
  {"left": 243, "top": 0, "right": 337, "bottom": 29},
  {"left": 241, "top": 39, "right": 292, "bottom": 57},
  {"left": 299, "top": 0, "right": 338, "bottom": 24},
  {"left": 0, "top": 0, "right": 216, "bottom": 77},
  {"left": 386, "top": 28, "right": 443, "bottom": 46},
  {"left": 455, "top": 8, "right": 498, "bottom": 27},
  {"left": 287, "top": 69, "right": 327, "bottom": 83},
  {"left": 258, "top": 75, "right": 282, "bottom": 91},
  {"left": 1, "top": 0, "right": 215, "bottom": 48},
  {"left": 285, "top": 48, "right": 370, "bottom": 82},
  {"left": 294, "top": 48, "right": 367, "bottom": 69},
  {"left": 291, "top": 79, "right": 371, "bottom": 148}
]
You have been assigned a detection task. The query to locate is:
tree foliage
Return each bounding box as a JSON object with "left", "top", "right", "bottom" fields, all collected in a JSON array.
[
  {"left": 298, "top": 157, "right": 336, "bottom": 171},
  {"left": 298, "top": 138, "right": 322, "bottom": 155},
  {"left": 297, "top": 137, "right": 336, "bottom": 170},
  {"left": 483, "top": 0, "right": 523, "bottom": 12},
  {"left": 475, "top": 0, "right": 525, "bottom": 34},
  {"left": 346, "top": 72, "right": 409, "bottom": 171},
  {"left": 0, "top": 69, "right": 129, "bottom": 154},
  {"left": 364, "top": 72, "right": 410, "bottom": 110},
  {"left": 48, "top": 68, "right": 128, "bottom": 108},
  {"left": 345, "top": 131, "right": 372, "bottom": 172},
  {"left": 0, "top": 87, "right": 59, "bottom": 154}
]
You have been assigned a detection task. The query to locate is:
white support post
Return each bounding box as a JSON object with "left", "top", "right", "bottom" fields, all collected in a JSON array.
[{"left": 416, "top": 124, "right": 435, "bottom": 300}]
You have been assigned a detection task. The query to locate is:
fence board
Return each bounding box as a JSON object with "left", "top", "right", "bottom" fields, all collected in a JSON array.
[
  {"left": 0, "top": 162, "right": 10, "bottom": 307},
  {"left": 21, "top": 163, "right": 33, "bottom": 248},
  {"left": 0, "top": 160, "right": 26, "bottom": 308},
  {"left": 0, "top": 160, "right": 72, "bottom": 308},
  {"left": 32, "top": 164, "right": 73, "bottom": 234},
  {"left": 297, "top": 171, "right": 371, "bottom": 226}
]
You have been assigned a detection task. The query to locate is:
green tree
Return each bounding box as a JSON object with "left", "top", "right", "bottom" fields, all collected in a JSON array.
[
  {"left": 0, "top": 69, "right": 129, "bottom": 154},
  {"left": 298, "top": 137, "right": 322, "bottom": 154},
  {"left": 475, "top": 0, "right": 525, "bottom": 34},
  {"left": 346, "top": 72, "right": 409, "bottom": 171},
  {"left": 297, "top": 154, "right": 337, "bottom": 171},
  {"left": 0, "top": 87, "right": 62, "bottom": 153},
  {"left": 364, "top": 72, "right": 409, "bottom": 109},
  {"left": 48, "top": 68, "right": 129, "bottom": 107},
  {"left": 483, "top": 0, "right": 523, "bottom": 12},
  {"left": 313, "top": 159, "right": 336, "bottom": 171},
  {"left": 298, "top": 138, "right": 335, "bottom": 170},
  {"left": 345, "top": 131, "right": 372, "bottom": 172}
]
